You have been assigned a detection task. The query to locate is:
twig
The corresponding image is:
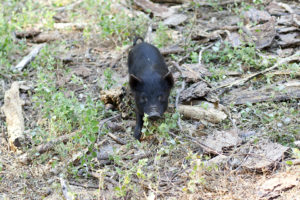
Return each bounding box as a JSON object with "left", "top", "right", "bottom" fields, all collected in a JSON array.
[
  {"left": 169, "top": 132, "right": 223, "bottom": 155},
  {"left": 97, "top": 114, "right": 121, "bottom": 143},
  {"left": 198, "top": 42, "right": 215, "bottom": 65},
  {"left": 107, "top": 132, "right": 126, "bottom": 145},
  {"left": 175, "top": 81, "right": 185, "bottom": 131},
  {"left": 132, "top": 152, "right": 152, "bottom": 163},
  {"left": 171, "top": 61, "right": 183, "bottom": 74},
  {"left": 144, "top": 22, "right": 153, "bottom": 43},
  {"left": 212, "top": 51, "right": 300, "bottom": 91},
  {"left": 233, "top": 146, "right": 253, "bottom": 172},
  {"left": 68, "top": 181, "right": 99, "bottom": 189},
  {"left": 197, "top": 0, "right": 243, "bottom": 6},
  {"left": 171, "top": 61, "right": 185, "bottom": 131},
  {"left": 56, "top": 0, "right": 83, "bottom": 12},
  {"left": 37, "top": 131, "right": 78, "bottom": 154},
  {"left": 60, "top": 176, "right": 74, "bottom": 200},
  {"left": 14, "top": 44, "right": 46, "bottom": 72},
  {"left": 160, "top": 46, "right": 185, "bottom": 56},
  {"left": 90, "top": 172, "right": 119, "bottom": 185},
  {"left": 286, "top": 159, "right": 300, "bottom": 166},
  {"left": 184, "top": 134, "right": 223, "bottom": 155},
  {"left": 184, "top": 3, "right": 198, "bottom": 47}
]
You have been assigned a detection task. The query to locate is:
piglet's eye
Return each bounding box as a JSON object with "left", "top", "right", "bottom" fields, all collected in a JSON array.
[
  {"left": 141, "top": 96, "right": 148, "bottom": 103},
  {"left": 158, "top": 95, "right": 163, "bottom": 101}
]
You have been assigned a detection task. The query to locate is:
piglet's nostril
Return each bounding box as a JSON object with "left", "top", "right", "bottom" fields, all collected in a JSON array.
[{"left": 148, "top": 111, "right": 161, "bottom": 120}]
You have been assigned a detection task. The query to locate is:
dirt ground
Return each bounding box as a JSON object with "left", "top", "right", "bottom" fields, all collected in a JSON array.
[{"left": 0, "top": 0, "right": 299, "bottom": 199}]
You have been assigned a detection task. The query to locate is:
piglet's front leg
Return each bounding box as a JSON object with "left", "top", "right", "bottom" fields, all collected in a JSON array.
[{"left": 133, "top": 112, "right": 143, "bottom": 141}]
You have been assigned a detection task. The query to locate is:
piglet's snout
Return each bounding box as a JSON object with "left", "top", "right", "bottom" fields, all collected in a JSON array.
[{"left": 148, "top": 106, "right": 161, "bottom": 120}]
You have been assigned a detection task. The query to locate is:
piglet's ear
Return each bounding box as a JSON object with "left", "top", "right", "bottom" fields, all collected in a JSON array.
[
  {"left": 163, "top": 71, "right": 174, "bottom": 88},
  {"left": 129, "top": 74, "right": 142, "bottom": 90}
]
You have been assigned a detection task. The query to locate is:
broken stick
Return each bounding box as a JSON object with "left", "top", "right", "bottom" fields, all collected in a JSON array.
[
  {"left": 14, "top": 44, "right": 46, "bottom": 72},
  {"left": 60, "top": 176, "right": 75, "bottom": 200},
  {"left": 213, "top": 51, "right": 300, "bottom": 91}
]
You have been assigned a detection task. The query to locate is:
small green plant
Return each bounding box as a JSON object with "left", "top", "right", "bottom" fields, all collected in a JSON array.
[
  {"left": 82, "top": 0, "right": 148, "bottom": 45},
  {"left": 236, "top": 101, "right": 299, "bottom": 146},
  {"left": 184, "top": 152, "right": 206, "bottom": 193},
  {"left": 30, "top": 46, "right": 111, "bottom": 175},
  {"left": 154, "top": 22, "right": 171, "bottom": 48},
  {"left": 103, "top": 68, "right": 116, "bottom": 90},
  {"left": 142, "top": 112, "right": 179, "bottom": 141}
]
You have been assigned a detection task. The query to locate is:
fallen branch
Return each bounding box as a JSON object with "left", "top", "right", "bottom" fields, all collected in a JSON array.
[
  {"left": 1, "top": 82, "right": 25, "bottom": 152},
  {"left": 197, "top": 0, "right": 243, "bottom": 6},
  {"left": 107, "top": 133, "right": 126, "bottom": 145},
  {"left": 178, "top": 104, "right": 227, "bottom": 123},
  {"left": 175, "top": 81, "right": 185, "bottom": 131},
  {"left": 37, "top": 131, "right": 78, "bottom": 153},
  {"left": 90, "top": 172, "right": 118, "bottom": 185},
  {"left": 171, "top": 61, "right": 185, "bottom": 131},
  {"left": 221, "top": 80, "right": 300, "bottom": 105},
  {"left": 68, "top": 181, "right": 99, "bottom": 189},
  {"left": 169, "top": 132, "right": 223, "bottom": 155},
  {"left": 97, "top": 114, "right": 121, "bottom": 143},
  {"left": 60, "top": 177, "right": 75, "bottom": 200},
  {"left": 286, "top": 159, "right": 300, "bottom": 166},
  {"left": 198, "top": 42, "right": 215, "bottom": 65},
  {"left": 18, "top": 131, "right": 79, "bottom": 164},
  {"left": 56, "top": 0, "right": 83, "bottom": 12},
  {"left": 132, "top": 152, "right": 152, "bottom": 163},
  {"left": 31, "top": 31, "right": 60, "bottom": 43},
  {"left": 13, "top": 44, "right": 46, "bottom": 72},
  {"left": 213, "top": 51, "right": 300, "bottom": 91},
  {"left": 144, "top": 22, "right": 153, "bottom": 43},
  {"left": 160, "top": 46, "right": 185, "bottom": 56},
  {"left": 133, "top": 0, "right": 174, "bottom": 19},
  {"left": 14, "top": 29, "right": 41, "bottom": 39},
  {"left": 54, "top": 22, "right": 86, "bottom": 31}
]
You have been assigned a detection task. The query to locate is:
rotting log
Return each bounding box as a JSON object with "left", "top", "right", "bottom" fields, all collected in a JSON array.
[{"left": 178, "top": 104, "right": 227, "bottom": 123}]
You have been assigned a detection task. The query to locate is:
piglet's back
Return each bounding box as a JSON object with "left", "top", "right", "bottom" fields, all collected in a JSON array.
[{"left": 128, "top": 42, "right": 168, "bottom": 77}]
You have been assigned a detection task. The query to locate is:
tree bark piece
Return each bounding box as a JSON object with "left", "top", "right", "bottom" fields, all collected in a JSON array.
[
  {"left": 258, "top": 169, "right": 298, "bottom": 199},
  {"left": 1, "top": 82, "right": 25, "bottom": 152},
  {"left": 241, "top": 140, "right": 289, "bottom": 171},
  {"left": 180, "top": 82, "right": 210, "bottom": 102},
  {"left": 202, "top": 130, "right": 242, "bottom": 154},
  {"left": 178, "top": 104, "right": 227, "bottom": 123},
  {"left": 31, "top": 31, "right": 60, "bottom": 43},
  {"left": 15, "top": 29, "right": 41, "bottom": 38},
  {"left": 221, "top": 80, "right": 300, "bottom": 105},
  {"left": 13, "top": 44, "right": 45, "bottom": 71}
]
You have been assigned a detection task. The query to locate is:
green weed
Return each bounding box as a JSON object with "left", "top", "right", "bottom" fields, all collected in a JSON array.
[
  {"left": 82, "top": 0, "right": 148, "bottom": 45},
  {"left": 103, "top": 68, "right": 117, "bottom": 90},
  {"left": 153, "top": 22, "right": 171, "bottom": 48}
]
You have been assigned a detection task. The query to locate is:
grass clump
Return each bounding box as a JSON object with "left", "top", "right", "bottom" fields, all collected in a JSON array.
[
  {"left": 82, "top": 0, "right": 148, "bottom": 45},
  {"left": 30, "top": 46, "right": 114, "bottom": 173}
]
